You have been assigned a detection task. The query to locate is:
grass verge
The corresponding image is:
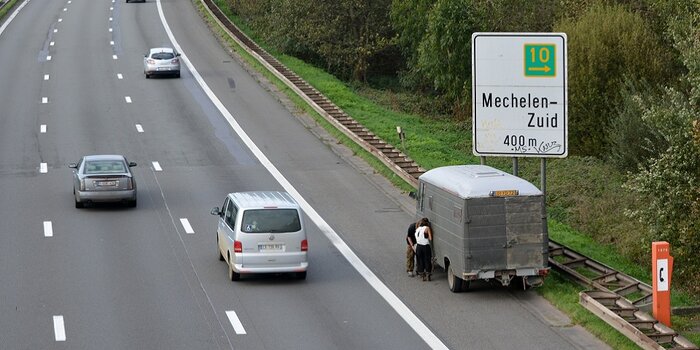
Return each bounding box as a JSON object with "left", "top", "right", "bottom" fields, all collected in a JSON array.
[
  {"left": 194, "top": 1, "right": 699, "bottom": 347},
  {"left": 0, "top": 0, "right": 21, "bottom": 21}
]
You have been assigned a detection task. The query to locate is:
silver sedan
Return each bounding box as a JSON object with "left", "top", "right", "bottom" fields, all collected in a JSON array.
[
  {"left": 143, "top": 47, "right": 181, "bottom": 78},
  {"left": 69, "top": 155, "right": 137, "bottom": 208}
]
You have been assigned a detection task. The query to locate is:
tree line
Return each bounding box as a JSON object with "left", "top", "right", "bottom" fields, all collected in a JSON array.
[{"left": 225, "top": 0, "right": 700, "bottom": 293}]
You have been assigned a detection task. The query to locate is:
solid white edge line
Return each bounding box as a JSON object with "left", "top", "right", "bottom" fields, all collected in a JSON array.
[
  {"left": 0, "top": 0, "right": 30, "bottom": 37},
  {"left": 53, "top": 315, "right": 66, "bottom": 341},
  {"left": 44, "top": 74, "right": 50, "bottom": 80},
  {"left": 135, "top": 124, "right": 144, "bottom": 133},
  {"left": 225, "top": 311, "right": 246, "bottom": 335},
  {"left": 155, "top": 2, "right": 448, "bottom": 349},
  {"left": 125, "top": 96, "right": 132, "bottom": 103},
  {"left": 180, "top": 218, "right": 195, "bottom": 234},
  {"left": 152, "top": 161, "right": 162, "bottom": 171},
  {"left": 43, "top": 221, "right": 53, "bottom": 237},
  {"left": 40, "top": 163, "right": 48, "bottom": 173},
  {"left": 40, "top": 125, "right": 47, "bottom": 133}
]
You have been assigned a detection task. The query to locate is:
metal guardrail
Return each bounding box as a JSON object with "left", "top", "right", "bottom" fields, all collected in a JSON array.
[
  {"left": 195, "top": 2, "right": 697, "bottom": 349},
  {"left": 550, "top": 240, "right": 698, "bottom": 350}
]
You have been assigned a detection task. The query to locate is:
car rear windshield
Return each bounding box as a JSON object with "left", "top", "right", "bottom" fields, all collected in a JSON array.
[
  {"left": 152, "top": 52, "right": 175, "bottom": 60},
  {"left": 84, "top": 160, "right": 127, "bottom": 174},
  {"left": 241, "top": 209, "right": 301, "bottom": 233}
]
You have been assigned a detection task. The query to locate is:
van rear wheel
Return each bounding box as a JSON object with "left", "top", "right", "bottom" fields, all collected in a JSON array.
[
  {"left": 296, "top": 271, "right": 307, "bottom": 280},
  {"left": 228, "top": 258, "right": 240, "bottom": 281},
  {"left": 448, "top": 266, "right": 464, "bottom": 293}
]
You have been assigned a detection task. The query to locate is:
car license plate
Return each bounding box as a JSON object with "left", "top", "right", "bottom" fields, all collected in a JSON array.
[
  {"left": 97, "top": 181, "right": 116, "bottom": 186},
  {"left": 258, "top": 243, "right": 285, "bottom": 252}
]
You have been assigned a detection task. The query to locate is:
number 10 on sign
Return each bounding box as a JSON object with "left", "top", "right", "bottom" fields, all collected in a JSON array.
[{"left": 525, "top": 44, "right": 555, "bottom": 77}]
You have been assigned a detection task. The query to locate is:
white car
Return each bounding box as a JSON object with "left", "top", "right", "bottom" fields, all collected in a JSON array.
[{"left": 144, "top": 47, "right": 180, "bottom": 78}]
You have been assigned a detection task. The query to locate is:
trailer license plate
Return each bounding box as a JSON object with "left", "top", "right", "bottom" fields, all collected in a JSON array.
[{"left": 259, "top": 243, "right": 285, "bottom": 252}]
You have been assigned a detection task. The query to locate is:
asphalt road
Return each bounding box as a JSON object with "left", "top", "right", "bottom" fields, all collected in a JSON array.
[{"left": 0, "top": 0, "right": 611, "bottom": 349}]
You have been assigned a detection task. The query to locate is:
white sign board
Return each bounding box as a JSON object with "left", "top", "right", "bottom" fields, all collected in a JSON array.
[
  {"left": 472, "top": 33, "right": 567, "bottom": 157},
  {"left": 657, "top": 258, "right": 669, "bottom": 292}
]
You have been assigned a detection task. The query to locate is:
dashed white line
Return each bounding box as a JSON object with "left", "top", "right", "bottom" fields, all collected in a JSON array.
[
  {"left": 67, "top": 0, "right": 71, "bottom": 3},
  {"left": 108, "top": 28, "right": 113, "bottom": 32},
  {"left": 63, "top": 7, "right": 67, "bottom": 11},
  {"left": 40, "top": 124, "right": 47, "bottom": 133},
  {"left": 117, "top": 73, "right": 123, "bottom": 79},
  {"left": 44, "top": 74, "right": 49, "bottom": 80},
  {"left": 110, "top": 6, "right": 113, "bottom": 10},
  {"left": 180, "top": 218, "right": 195, "bottom": 234},
  {"left": 43, "top": 221, "right": 53, "bottom": 237},
  {"left": 53, "top": 315, "right": 66, "bottom": 341},
  {"left": 58, "top": 18, "right": 62, "bottom": 22},
  {"left": 50, "top": 41, "right": 54, "bottom": 46},
  {"left": 225, "top": 311, "right": 246, "bottom": 335},
  {"left": 152, "top": 161, "right": 162, "bottom": 171},
  {"left": 109, "top": 17, "right": 113, "bottom": 21},
  {"left": 53, "top": 29, "right": 58, "bottom": 33},
  {"left": 125, "top": 96, "right": 132, "bottom": 103},
  {"left": 42, "top": 97, "right": 48, "bottom": 104},
  {"left": 135, "top": 124, "right": 144, "bottom": 133},
  {"left": 112, "top": 54, "right": 118, "bottom": 60},
  {"left": 40, "top": 163, "right": 48, "bottom": 173},
  {"left": 110, "top": 40, "right": 114, "bottom": 46},
  {"left": 46, "top": 55, "right": 52, "bottom": 61}
]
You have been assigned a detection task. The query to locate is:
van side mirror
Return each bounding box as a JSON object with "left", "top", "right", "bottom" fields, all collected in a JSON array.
[
  {"left": 128, "top": 162, "right": 137, "bottom": 167},
  {"left": 408, "top": 191, "right": 417, "bottom": 199},
  {"left": 210, "top": 207, "right": 221, "bottom": 216}
]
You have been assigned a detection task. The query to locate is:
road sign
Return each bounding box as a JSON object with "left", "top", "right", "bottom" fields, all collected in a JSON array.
[
  {"left": 472, "top": 33, "right": 567, "bottom": 157},
  {"left": 652, "top": 241, "right": 673, "bottom": 327}
]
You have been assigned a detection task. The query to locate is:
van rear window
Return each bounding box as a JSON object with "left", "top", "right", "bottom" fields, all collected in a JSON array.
[{"left": 241, "top": 209, "right": 301, "bottom": 233}]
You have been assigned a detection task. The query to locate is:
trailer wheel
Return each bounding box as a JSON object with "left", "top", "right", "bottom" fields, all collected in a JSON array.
[{"left": 447, "top": 266, "right": 464, "bottom": 293}]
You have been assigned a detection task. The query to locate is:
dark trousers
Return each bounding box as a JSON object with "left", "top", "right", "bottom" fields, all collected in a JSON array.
[{"left": 415, "top": 244, "right": 432, "bottom": 275}]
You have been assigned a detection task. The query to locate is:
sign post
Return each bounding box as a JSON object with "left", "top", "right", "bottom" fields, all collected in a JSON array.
[
  {"left": 471, "top": 33, "right": 567, "bottom": 158},
  {"left": 651, "top": 241, "right": 673, "bottom": 327}
]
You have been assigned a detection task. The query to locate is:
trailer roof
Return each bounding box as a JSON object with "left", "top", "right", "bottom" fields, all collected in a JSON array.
[{"left": 419, "top": 165, "right": 542, "bottom": 198}]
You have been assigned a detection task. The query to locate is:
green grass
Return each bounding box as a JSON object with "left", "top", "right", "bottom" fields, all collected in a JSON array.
[
  {"left": 195, "top": 1, "right": 699, "bottom": 347},
  {"left": 0, "top": 0, "right": 21, "bottom": 20}
]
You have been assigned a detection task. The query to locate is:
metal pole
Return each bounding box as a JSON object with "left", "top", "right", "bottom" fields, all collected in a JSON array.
[
  {"left": 480, "top": 156, "right": 485, "bottom": 165},
  {"left": 540, "top": 158, "right": 546, "bottom": 204},
  {"left": 512, "top": 157, "right": 519, "bottom": 176}
]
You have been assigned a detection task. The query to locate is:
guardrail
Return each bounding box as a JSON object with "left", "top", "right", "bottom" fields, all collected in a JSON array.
[{"left": 195, "top": 2, "right": 698, "bottom": 349}]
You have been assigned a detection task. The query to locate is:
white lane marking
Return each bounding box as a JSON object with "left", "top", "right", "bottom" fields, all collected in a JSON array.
[
  {"left": 43, "top": 221, "right": 53, "bottom": 237},
  {"left": 50, "top": 41, "right": 54, "bottom": 46},
  {"left": 0, "top": 0, "right": 31, "bottom": 38},
  {"left": 53, "top": 29, "right": 58, "bottom": 33},
  {"left": 225, "top": 311, "right": 246, "bottom": 335},
  {"left": 180, "top": 218, "right": 194, "bottom": 234},
  {"left": 58, "top": 18, "right": 62, "bottom": 22},
  {"left": 53, "top": 315, "right": 66, "bottom": 341},
  {"left": 63, "top": 7, "right": 67, "bottom": 11},
  {"left": 112, "top": 54, "right": 118, "bottom": 60},
  {"left": 67, "top": 0, "right": 71, "bottom": 3},
  {"left": 125, "top": 96, "right": 132, "bottom": 103},
  {"left": 109, "top": 17, "right": 113, "bottom": 21},
  {"left": 44, "top": 74, "right": 49, "bottom": 80},
  {"left": 152, "top": 161, "right": 162, "bottom": 171},
  {"left": 110, "top": 6, "right": 113, "bottom": 10},
  {"left": 40, "top": 163, "right": 47, "bottom": 173},
  {"left": 40, "top": 125, "right": 47, "bottom": 133},
  {"left": 42, "top": 97, "right": 48, "bottom": 104},
  {"left": 109, "top": 28, "right": 113, "bottom": 32},
  {"left": 117, "top": 73, "right": 123, "bottom": 79},
  {"left": 156, "top": 2, "right": 448, "bottom": 349},
  {"left": 110, "top": 40, "right": 114, "bottom": 46},
  {"left": 46, "top": 55, "right": 52, "bottom": 61},
  {"left": 135, "top": 124, "right": 144, "bottom": 133}
]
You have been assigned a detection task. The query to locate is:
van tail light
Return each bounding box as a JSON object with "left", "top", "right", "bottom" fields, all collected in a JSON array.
[
  {"left": 538, "top": 268, "right": 550, "bottom": 276},
  {"left": 233, "top": 241, "right": 242, "bottom": 253},
  {"left": 301, "top": 239, "right": 308, "bottom": 252}
]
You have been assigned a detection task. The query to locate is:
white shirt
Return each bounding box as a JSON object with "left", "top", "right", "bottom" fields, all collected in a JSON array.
[{"left": 415, "top": 226, "right": 430, "bottom": 245}]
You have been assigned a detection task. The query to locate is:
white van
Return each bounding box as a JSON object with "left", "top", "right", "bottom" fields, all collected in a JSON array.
[{"left": 211, "top": 191, "right": 308, "bottom": 280}]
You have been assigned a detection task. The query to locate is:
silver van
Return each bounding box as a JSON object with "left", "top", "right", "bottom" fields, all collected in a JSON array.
[{"left": 211, "top": 191, "right": 308, "bottom": 281}]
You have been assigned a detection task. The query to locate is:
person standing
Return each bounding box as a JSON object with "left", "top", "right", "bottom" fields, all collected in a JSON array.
[
  {"left": 414, "top": 218, "right": 433, "bottom": 281},
  {"left": 405, "top": 220, "right": 418, "bottom": 277}
]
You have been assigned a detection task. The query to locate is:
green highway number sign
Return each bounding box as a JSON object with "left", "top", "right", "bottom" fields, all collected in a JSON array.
[{"left": 524, "top": 44, "right": 556, "bottom": 77}]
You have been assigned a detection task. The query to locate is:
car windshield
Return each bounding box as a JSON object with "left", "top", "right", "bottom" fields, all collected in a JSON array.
[
  {"left": 151, "top": 52, "right": 175, "bottom": 60},
  {"left": 241, "top": 209, "right": 301, "bottom": 233},
  {"left": 84, "top": 160, "right": 127, "bottom": 174}
]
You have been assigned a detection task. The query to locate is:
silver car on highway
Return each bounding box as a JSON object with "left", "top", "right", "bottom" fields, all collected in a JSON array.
[
  {"left": 143, "top": 47, "right": 180, "bottom": 78},
  {"left": 69, "top": 155, "right": 137, "bottom": 208}
]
